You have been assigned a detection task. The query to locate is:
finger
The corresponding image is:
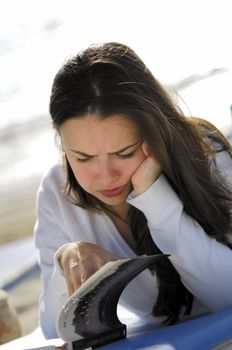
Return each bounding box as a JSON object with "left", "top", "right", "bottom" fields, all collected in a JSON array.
[
  {"left": 63, "top": 268, "right": 75, "bottom": 295},
  {"left": 63, "top": 258, "right": 81, "bottom": 294},
  {"left": 80, "top": 271, "right": 89, "bottom": 284},
  {"left": 94, "top": 255, "right": 107, "bottom": 270},
  {"left": 69, "top": 259, "right": 96, "bottom": 290},
  {"left": 69, "top": 264, "right": 82, "bottom": 291},
  {"left": 67, "top": 282, "right": 74, "bottom": 296},
  {"left": 141, "top": 142, "right": 150, "bottom": 157},
  {"left": 69, "top": 260, "right": 79, "bottom": 269},
  {"left": 77, "top": 260, "right": 98, "bottom": 283}
]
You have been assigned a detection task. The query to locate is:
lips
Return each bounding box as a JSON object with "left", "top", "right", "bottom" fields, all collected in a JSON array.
[{"left": 99, "top": 185, "right": 127, "bottom": 197}]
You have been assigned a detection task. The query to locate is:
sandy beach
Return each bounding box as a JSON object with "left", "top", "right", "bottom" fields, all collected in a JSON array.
[
  {"left": 8, "top": 275, "right": 41, "bottom": 336},
  {"left": 0, "top": 117, "right": 55, "bottom": 342}
]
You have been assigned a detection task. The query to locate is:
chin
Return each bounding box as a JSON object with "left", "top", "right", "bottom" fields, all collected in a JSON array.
[{"left": 98, "top": 194, "right": 128, "bottom": 206}]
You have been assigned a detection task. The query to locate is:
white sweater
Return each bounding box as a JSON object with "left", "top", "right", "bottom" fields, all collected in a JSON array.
[{"left": 34, "top": 149, "right": 232, "bottom": 339}]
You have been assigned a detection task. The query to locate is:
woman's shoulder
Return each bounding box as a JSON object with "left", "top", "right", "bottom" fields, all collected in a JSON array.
[
  {"left": 40, "top": 161, "right": 66, "bottom": 189},
  {"left": 35, "top": 162, "right": 68, "bottom": 208},
  {"left": 207, "top": 135, "right": 232, "bottom": 185},
  {"left": 213, "top": 148, "right": 232, "bottom": 185}
]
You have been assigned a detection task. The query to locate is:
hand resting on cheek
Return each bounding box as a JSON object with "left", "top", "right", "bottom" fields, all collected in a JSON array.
[{"left": 131, "top": 143, "right": 162, "bottom": 195}]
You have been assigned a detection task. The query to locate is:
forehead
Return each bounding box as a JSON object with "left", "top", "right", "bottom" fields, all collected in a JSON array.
[{"left": 59, "top": 114, "right": 140, "bottom": 150}]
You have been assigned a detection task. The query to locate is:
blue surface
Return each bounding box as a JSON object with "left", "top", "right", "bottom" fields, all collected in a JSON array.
[
  {"left": 0, "top": 237, "right": 40, "bottom": 291},
  {"left": 100, "top": 307, "right": 232, "bottom": 350}
]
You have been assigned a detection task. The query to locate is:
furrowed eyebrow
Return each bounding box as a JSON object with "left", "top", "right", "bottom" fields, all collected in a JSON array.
[
  {"left": 69, "top": 141, "right": 140, "bottom": 157},
  {"left": 111, "top": 141, "right": 140, "bottom": 154}
]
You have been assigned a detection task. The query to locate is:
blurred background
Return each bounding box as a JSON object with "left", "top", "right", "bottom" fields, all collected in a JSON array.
[{"left": 0, "top": 0, "right": 231, "bottom": 341}]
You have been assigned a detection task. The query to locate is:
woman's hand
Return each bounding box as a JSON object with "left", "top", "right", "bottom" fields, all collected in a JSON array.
[
  {"left": 131, "top": 143, "right": 162, "bottom": 195},
  {"left": 58, "top": 242, "right": 123, "bottom": 295}
]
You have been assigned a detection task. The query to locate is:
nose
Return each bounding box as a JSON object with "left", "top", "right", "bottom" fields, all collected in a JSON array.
[{"left": 95, "top": 159, "right": 120, "bottom": 186}]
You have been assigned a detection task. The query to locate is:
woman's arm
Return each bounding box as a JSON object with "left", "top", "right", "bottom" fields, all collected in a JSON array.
[
  {"left": 34, "top": 166, "right": 72, "bottom": 338},
  {"left": 128, "top": 149, "right": 232, "bottom": 311}
]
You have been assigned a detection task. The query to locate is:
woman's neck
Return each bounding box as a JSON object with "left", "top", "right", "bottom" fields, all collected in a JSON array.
[
  {"left": 107, "top": 202, "right": 136, "bottom": 252},
  {"left": 111, "top": 202, "right": 130, "bottom": 222}
]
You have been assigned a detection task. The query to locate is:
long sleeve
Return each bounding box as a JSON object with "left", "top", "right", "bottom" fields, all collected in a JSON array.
[
  {"left": 128, "top": 149, "right": 232, "bottom": 312},
  {"left": 34, "top": 166, "right": 71, "bottom": 338}
]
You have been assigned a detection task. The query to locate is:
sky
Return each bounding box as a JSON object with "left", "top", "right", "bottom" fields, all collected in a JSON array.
[
  {"left": 0, "top": 0, "right": 232, "bottom": 184},
  {"left": 0, "top": 0, "right": 232, "bottom": 129}
]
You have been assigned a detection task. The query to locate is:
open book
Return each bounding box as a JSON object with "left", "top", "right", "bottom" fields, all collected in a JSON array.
[{"left": 56, "top": 254, "right": 168, "bottom": 350}]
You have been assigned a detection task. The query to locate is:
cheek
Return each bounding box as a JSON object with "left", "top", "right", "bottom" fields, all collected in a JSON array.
[
  {"left": 125, "top": 152, "right": 146, "bottom": 175},
  {"left": 68, "top": 161, "right": 93, "bottom": 190}
]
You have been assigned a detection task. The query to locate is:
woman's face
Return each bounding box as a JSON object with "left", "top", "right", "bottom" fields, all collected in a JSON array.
[{"left": 60, "top": 114, "right": 146, "bottom": 207}]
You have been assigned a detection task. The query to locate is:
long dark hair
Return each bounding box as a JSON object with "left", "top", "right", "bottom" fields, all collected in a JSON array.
[{"left": 49, "top": 42, "right": 232, "bottom": 324}]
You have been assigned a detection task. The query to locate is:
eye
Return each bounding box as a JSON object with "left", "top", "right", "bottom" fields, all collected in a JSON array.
[
  {"left": 76, "top": 157, "right": 89, "bottom": 163},
  {"left": 118, "top": 151, "right": 135, "bottom": 159}
]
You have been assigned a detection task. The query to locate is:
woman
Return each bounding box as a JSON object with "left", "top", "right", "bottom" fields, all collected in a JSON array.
[{"left": 34, "top": 42, "right": 232, "bottom": 339}]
